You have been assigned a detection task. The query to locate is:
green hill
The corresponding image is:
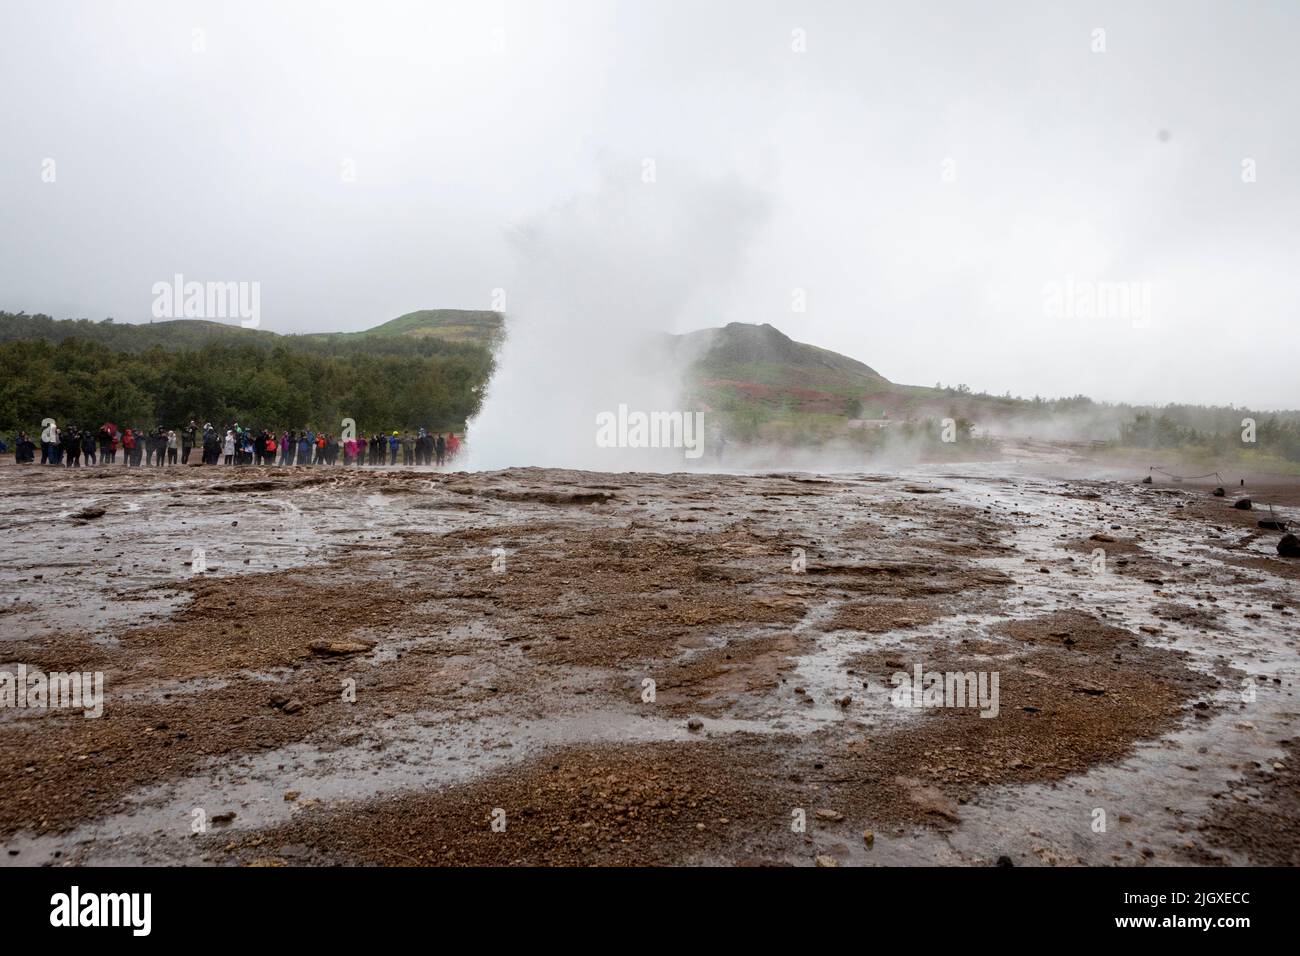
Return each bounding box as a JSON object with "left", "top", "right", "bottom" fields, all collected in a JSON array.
[
  {"left": 0, "top": 309, "right": 504, "bottom": 352},
  {"left": 311, "top": 309, "right": 503, "bottom": 347},
  {"left": 675, "top": 321, "right": 939, "bottom": 424}
]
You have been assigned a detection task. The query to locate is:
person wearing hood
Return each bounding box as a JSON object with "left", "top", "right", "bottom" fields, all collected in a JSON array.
[
  {"left": 223, "top": 429, "right": 235, "bottom": 465},
  {"left": 181, "top": 420, "right": 197, "bottom": 464},
  {"left": 202, "top": 423, "right": 217, "bottom": 464},
  {"left": 62, "top": 425, "right": 80, "bottom": 467},
  {"left": 14, "top": 431, "right": 35, "bottom": 464}
]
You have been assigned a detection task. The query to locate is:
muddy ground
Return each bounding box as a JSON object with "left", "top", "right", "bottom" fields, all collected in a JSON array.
[{"left": 0, "top": 451, "right": 1296, "bottom": 866}]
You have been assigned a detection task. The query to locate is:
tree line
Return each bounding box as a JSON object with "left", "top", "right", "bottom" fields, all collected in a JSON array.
[{"left": 0, "top": 316, "right": 494, "bottom": 434}]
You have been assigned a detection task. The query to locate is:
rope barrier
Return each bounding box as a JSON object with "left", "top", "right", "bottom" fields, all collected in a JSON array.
[
  {"left": 1145, "top": 467, "right": 1290, "bottom": 530},
  {"left": 1148, "top": 466, "right": 1223, "bottom": 482}
]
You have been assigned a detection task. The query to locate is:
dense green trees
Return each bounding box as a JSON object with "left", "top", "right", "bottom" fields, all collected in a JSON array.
[
  {"left": 0, "top": 315, "right": 494, "bottom": 434},
  {"left": 1120, "top": 411, "right": 1300, "bottom": 461}
]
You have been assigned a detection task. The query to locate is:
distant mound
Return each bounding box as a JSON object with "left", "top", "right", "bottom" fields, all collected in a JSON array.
[
  {"left": 676, "top": 322, "right": 888, "bottom": 388},
  {"left": 0, "top": 308, "right": 504, "bottom": 353},
  {"left": 325, "top": 309, "right": 503, "bottom": 347},
  {"left": 0, "top": 314, "right": 276, "bottom": 351}
]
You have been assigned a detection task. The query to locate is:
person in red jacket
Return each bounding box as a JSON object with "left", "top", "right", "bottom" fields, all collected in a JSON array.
[{"left": 122, "top": 428, "right": 136, "bottom": 468}]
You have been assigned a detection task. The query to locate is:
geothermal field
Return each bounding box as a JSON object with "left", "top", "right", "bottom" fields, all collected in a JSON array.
[{"left": 2, "top": 449, "right": 1296, "bottom": 867}]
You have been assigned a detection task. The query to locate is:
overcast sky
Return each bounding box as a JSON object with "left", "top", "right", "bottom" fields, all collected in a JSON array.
[{"left": 2, "top": 0, "right": 1296, "bottom": 409}]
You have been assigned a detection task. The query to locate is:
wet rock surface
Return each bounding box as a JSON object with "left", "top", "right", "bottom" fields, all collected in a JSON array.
[{"left": 0, "top": 460, "right": 1297, "bottom": 866}]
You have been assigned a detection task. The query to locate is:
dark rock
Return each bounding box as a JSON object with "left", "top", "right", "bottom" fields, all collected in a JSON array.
[
  {"left": 1212, "top": 487, "right": 1225, "bottom": 497},
  {"left": 996, "top": 855, "right": 1014, "bottom": 867},
  {"left": 1278, "top": 534, "right": 1300, "bottom": 558},
  {"left": 309, "top": 639, "right": 375, "bottom": 656},
  {"left": 1233, "top": 498, "right": 1252, "bottom": 510}
]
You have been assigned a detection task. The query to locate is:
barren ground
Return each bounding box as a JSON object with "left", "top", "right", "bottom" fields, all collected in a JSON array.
[{"left": 1, "top": 451, "right": 1297, "bottom": 866}]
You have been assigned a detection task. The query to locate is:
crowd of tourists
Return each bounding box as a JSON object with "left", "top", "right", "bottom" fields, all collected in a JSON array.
[{"left": 7, "top": 421, "right": 462, "bottom": 468}]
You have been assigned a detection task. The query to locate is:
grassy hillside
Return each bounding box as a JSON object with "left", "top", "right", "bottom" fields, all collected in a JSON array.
[
  {"left": 311, "top": 309, "right": 503, "bottom": 347},
  {"left": 677, "top": 322, "right": 991, "bottom": 435},
  {"left": 0, "top": 309, "right": 504, "bottom": 352}
]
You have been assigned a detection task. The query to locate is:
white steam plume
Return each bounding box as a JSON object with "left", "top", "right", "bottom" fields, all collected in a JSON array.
[{"left": 465, "top": 166, "right": 767, "bottom": 471}]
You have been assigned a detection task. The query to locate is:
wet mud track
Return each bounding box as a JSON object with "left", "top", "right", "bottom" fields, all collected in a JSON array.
[{"left": 0, "top": 462, "right": 1296, "bottom": 866}]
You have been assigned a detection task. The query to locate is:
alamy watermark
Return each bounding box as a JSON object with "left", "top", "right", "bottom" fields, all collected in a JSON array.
[
  {"left": 1043, "top": 275, "right": 1152, "bottom": 328},
  {"left": 0, "top": 664, "right": 104, "bottom": 718},
  {"left": 890, "top": 663, "right": 1000, "bottom": 718},
  {"left": 151, "top": 273, "right": 261, "bottom": 328},
  {"left": 50, "top": 886, "right": 150, "bottom": 936},
  {"left": 595, "top": 404, "right": 705, "bottom": 459}
]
